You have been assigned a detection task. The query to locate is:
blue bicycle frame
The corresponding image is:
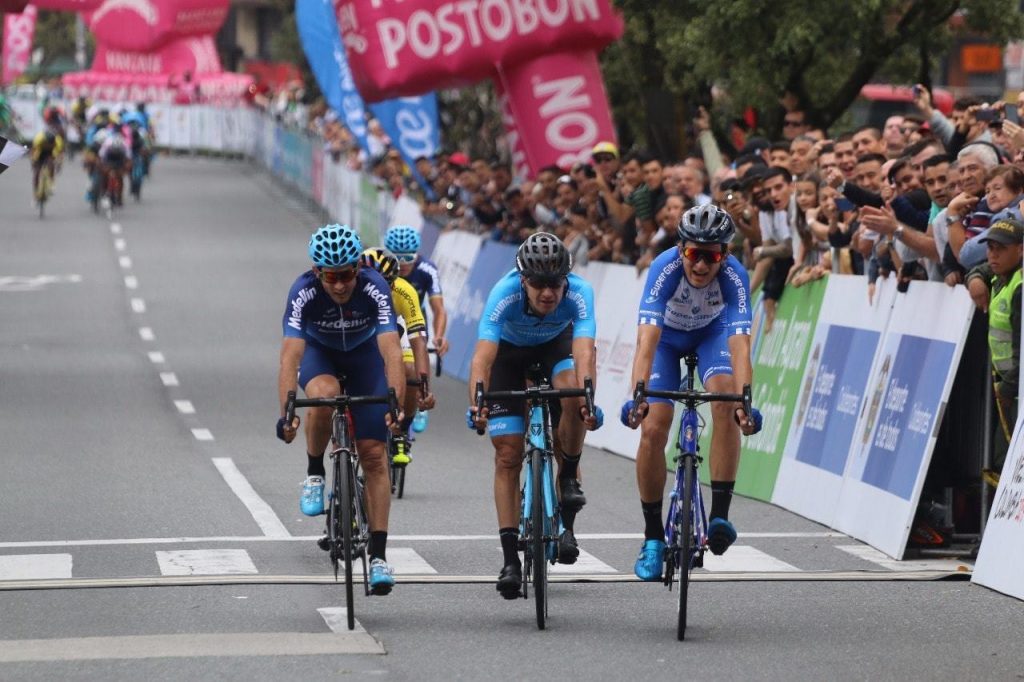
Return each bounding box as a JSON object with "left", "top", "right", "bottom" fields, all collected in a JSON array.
[
  {"left": 665, "top": 407, "right": 708, "bottom": 570},
  {"left": 520, "top": 401, "right": 559, "bottom": 562}
]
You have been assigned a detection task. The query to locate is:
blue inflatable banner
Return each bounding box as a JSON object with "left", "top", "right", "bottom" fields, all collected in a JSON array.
[
  {"left": 370, "top": 96, "right": 441, "bottom": 201},
  {"left": 295, "top": 0, "right": 369, "bottom": 152}
]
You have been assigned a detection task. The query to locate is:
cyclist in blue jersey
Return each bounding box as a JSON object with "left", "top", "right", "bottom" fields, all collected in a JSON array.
[
  {"left": 276, "top": 224, "right": 407, "bottom": 595},
  {"left": 386, "top": 225, "right": 448, "bottom": 433},
  {"left": 467, "top": 232, "right": 603, "bottom": 599},
  {"left": 621, "top": 204, "right": 763, "bottom": 581}
]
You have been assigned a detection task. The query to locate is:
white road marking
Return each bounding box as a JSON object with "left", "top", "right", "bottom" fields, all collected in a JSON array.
[
  {"left": 837, "top": 545, "right": 972, "bottom": 572},
  {"left": 114, "top": 238, "right": 126, "bottom": 251},
  {"left": 130, "top": 298, "right": 146, "bottom": 313},
  {"left": 318, "top": 607, "right": 367, "bottom": 633},
  {"left": 156, "top": 549, "right": 257, "bottom": 576},
  {"left": 0, "top": 554, "right": 73, "bottom": 580},
  {"left": 0, "top": 632, "right": 384, "bottom": 661},
  {"left": 138, "top": 327, "right": 155, "bottom": 341},
  {"left": 211, "top": 458, "right": 291, "bottom": 538},
  {"left": 175, "top": 400, "right": 195, "bottom": 414},
  {"left": 387, "top": 547, "right": 437, "bottom": 575},
  {"left": 124, "top": 275, "right": 138, "bottom": 289},
  {"left": 549, "top": 548, "right": 617, "bottom": 574},
  {"left": 109, "top": 223, "right": 122, "bottom": 234},
  {"left": 159, "top": 372, "right": 178, "bottom": 387},
  {"left": 118, "top": 256, "right": 132, "bottom": 269},
  {"left": 191, "top": 428, "right": 214, "bottom": 441},
  {"left": 147, "top": 351, "right": 165, "bottom": 363},
  {"left": 0, "top": 275, "right": 83, "bottom": 292},
  {"left": 701, "top": 546, "right": 799, "bottom": 572}
]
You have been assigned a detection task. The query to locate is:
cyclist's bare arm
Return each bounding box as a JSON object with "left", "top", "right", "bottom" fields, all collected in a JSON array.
[
  {"left": 467, "top": 340, "right": 499, "bottom": 427},
  {"left": 408, "top": 332, "right": 435, "bottom": 409},
  {"left": 277, "top": 337, "right": 305, "bottom": 441},
  {"left": 571, "top": 336, "right": 600, "bottom": 428},
  {"left": 377, "top": 331, "right": 407, "bottom": 414},
  {"left": 629, "top": 324, "right": 662, "bottom": 391},
  {"left": 727, "top": 333, "right": 757, "bottom": 434},
  {"left": 428, "top": 296, "right": 448, "bottom": 354}
]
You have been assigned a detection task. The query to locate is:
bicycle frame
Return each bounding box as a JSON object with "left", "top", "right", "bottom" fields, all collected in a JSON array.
[
  {"left": 520, "top": 398, "right": 558, "bottom": 561},
  {"left": 665, "top": 403, "right": 709, "bottom": 571}
]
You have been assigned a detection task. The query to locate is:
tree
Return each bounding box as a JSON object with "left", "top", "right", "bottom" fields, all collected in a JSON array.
[{"left": 603, "top": 0, "right": 1024, "bottom": 155}]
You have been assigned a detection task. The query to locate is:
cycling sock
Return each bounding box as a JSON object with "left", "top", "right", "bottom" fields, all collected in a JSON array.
[
  {"left": 369, "top": 531, "right": 388, "bottom": 561},
  {"left": 400, "top": 414, "right": 414, "bottom": 433},
  {"left": 710, "top": 480, "right": 735, "bottom": 521},
  {"left": 561, "top": 507, "right": 578, "bottom": 532},
  {"left": 559, "top": 453, "right": 582, "bottom": 480},
  {"left": 499, "top": 527, "right": 521, "bottom": 566},
  {"left": 642, "top": 499, "right": 664, "bottom": 540},
  {"left": 307, "top": 454, "right": 326, "bottom": 478}
]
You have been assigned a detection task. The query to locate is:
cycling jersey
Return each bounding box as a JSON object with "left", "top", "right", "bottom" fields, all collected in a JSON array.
[
  {"left": 31, "top": 132, "right": 64, "bottom": 163},
  {"left": 283, "top": 269, "right": 397, "bottom": 352},
  {"left": 401, "top": 257, "right": 443, "bottom": 307},
  {"left": 391, "top": 277, "right": 426, "bottom": 337},
  {"left": 478, "top": 270, "right": 596, "bottom": 346},
  {"left": 637, "top": 247, "right": 751, "bottom": 335}
]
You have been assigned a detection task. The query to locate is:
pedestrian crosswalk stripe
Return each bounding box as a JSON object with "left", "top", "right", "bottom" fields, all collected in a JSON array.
[
  {"left": 317, "top": 607, "right": 366, "bottom": 634},
  {"left": 549, "top": 548, "right": 617, "bottom": 574},
  {"left": 701, "top": 546, "right": 799, "bottom": 572},
  {"left": 836, "top": 545, "right": 972, "bottom": 572},
  {"left": 0, "top": 554, "right": 73, "bottom": 580},
  {"left": 156, "top": 549, "right": 258, "bottom": 576},
  {"left": 388, "top": 547, "right": 437, "bottom": 575}
]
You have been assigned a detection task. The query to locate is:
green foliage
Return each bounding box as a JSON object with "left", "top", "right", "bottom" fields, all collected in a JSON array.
[
  {"left": 31, "top": 11, "right": 91, "bottom": 76},
  {"left": 604, "top": 0, "right": 1024, "bottom": 149}
]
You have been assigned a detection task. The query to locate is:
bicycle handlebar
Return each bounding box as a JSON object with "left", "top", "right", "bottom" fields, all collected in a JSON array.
[
  {"left": 631, "top": 381, "right": 752, "bottom": 423},
  {"left": 473, "top": 377, "right": 595, "bottom": 437},
  {"left": 286, "top": 388, "right": 400, "bottom": 428}
]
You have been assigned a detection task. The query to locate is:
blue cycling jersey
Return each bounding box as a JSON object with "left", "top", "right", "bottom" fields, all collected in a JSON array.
[
  {"left": 401, "top": 256, "right": 443, "bottom": 309},
  {"left": 478, "top": 270, "right": 596, "bottom": 346},
  {"left": 282, "top": 269, "right": 397, "bottom": 351},
  {"left": 637, "top": 247, "right": 751, "bottom": 335}
]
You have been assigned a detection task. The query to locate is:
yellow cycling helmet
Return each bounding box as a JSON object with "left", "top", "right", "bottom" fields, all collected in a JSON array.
[{"left": 359, "top": 247, "right": 399, "bottom": 283}]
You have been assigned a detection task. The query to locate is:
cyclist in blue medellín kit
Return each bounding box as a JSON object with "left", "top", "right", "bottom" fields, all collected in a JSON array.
[
  {"left": 275, "top": 224, "right": 408, "bottom": 596},
  {"left": 466, "top": 232, "right": 604, "bottom": 599},
  {"left": 620, "top": 204, "right": 763, "bottom": 581},
  {"left": 385, "top": 225, "right": 448, "bottom": 433}
]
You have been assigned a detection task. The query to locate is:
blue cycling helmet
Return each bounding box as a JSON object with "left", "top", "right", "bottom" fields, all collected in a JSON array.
[
  {"left": 308, "top": 224, "right": 362, "bottom": 267},
  {"left": 677, "top": 204, "right": 735, "bottom": 245},
  {"left": 384, "top": 225, "right": 421, "bottom": 254}
]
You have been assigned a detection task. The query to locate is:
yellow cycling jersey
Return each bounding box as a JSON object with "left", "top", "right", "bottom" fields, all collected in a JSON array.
[
  {"left": 392, "top": 277, "right": 427, "bottom": 337},
  {"left": 31, "top": 131, "right": 64, "bottom": 162}
]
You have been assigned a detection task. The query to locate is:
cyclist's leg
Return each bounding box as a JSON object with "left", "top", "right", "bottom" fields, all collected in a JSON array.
[
  {"left": 696, "top": 324, "right": 741, "bottom": 554},
  {"left": 297, "top": 343, "right": 344, "bottom": 515}
]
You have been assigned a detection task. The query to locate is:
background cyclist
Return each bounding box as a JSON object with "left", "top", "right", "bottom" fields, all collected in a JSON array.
[
  {"left": 276, "top": 225, "right": 407, "bottom": 594},
  {"left": 621, "top": 204, "right": 762, "bottom": 581},
  {"left": 359, "top": 246, "right": 437, "bottom": 464},
  {"left": 384, "top": 225, "right": 448, "bottom": 433},
  {"left": 467, "top": 232, "right": 602, "bottom": 599}
]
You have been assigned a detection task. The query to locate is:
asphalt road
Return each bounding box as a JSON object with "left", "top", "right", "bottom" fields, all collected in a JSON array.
[{"left": 0, "top": 155, "right": 1021, "bottom": 681}]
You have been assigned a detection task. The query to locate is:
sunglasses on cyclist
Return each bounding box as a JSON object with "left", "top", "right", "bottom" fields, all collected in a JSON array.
[
  {"left": 394, "top": 252, "right": 417, "bottom": 264},
  {"left": 525, "top": 275, "right": 566, "bottom": 290},
  {"left": 682, "top": 246, "right": 725, "bottom": 265},
  {"left": 318, "top": 267, "right": 358, "bottom": 284}
]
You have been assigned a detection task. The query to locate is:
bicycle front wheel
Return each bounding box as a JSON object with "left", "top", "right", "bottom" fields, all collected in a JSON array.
[
  {"left": 677, "top": 456, "right": 696, "bottom": 641},
  {"left": 340, "top": 452, "right": 356, "bottom": 631},
  {"left": 530, "top": 448, "right": 547, "bottom": 630}
]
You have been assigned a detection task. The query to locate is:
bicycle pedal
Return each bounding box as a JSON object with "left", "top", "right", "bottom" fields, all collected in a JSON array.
[
  {"left": 693, "top": 553, "right": 704, "bottom": 569},
  {"left": 316, "top": 536, "right": 330, "bottom": 551}
]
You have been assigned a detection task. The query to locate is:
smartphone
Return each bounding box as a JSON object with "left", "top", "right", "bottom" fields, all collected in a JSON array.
[
  {"left": 912, "top": 85, "right": 922, "bottom": 98},
  {"left": 976, "top": 108, "right": 998, "bottom": 122},
  {"left": 1006, "top": 104, "right": 1020, "bottom": 125}
]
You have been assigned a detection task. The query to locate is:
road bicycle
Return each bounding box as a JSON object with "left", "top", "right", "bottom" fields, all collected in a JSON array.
[
  {"left": 34, "top": 160, "right": 54, "bottom": 219},
  {"left": 129, "top": 157, "right": 145, "bottom": 201},
  {"left": 631, "top": 353, "right": 750, "bottom": 641},
  {"left": 475, "top": 366, "right": 594, "bottom": 630},
  {"left": 286, "top": 385, "right": 399, "bottom": 631},
  {"left": 391, "top": 346, "right": 445, "bottom": 497}
]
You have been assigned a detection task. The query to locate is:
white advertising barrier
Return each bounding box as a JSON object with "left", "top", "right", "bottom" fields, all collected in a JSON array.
[
  {"left": 832, "top": 281, "right": 975, "bottom": 558},
  {"left": 973, "top": 416, "right": 1024, "bottom": 600},
  {"left": 580, "top": 260, "right": 646, "bottom": 457},
  {"left": 772, "top": 275, "right": 897, "bottom": 527}
]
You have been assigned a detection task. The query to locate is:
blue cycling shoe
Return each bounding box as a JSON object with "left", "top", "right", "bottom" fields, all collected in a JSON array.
[
  {"left": 412, "top": 410, "right": 429, "bottom": 433},
  {"left": 634, "top": 539, "right": 666, "bottom": 581},
  {"left": 299, "top": 476, "right": 325, "bottom": 516},
  {"left": 369, "top": 558, "right": 395, "bottom": 595},
  {"left": 707, "top": 517, "right": 737, "bottom": 556}
]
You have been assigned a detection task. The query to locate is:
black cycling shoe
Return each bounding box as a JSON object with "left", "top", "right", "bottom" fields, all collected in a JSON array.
[
  {"left": 496, "top": 563, "right": 522, "bottom": 600},
  {"left": 559, "top": 478, "right": 587, "bottom": 511},
  {"left": 316, "top": 535, "right": 330, "bottom": 551},
  {"left": 557, "top": 529, "right": 579, "bottom": 565}
]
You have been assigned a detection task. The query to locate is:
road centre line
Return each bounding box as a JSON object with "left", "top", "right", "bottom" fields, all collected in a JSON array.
[
  {"left": 114, "top": 238, "right": 126, "bottom": 251},
  {"left": 0, "top": 532, "right": 843, "bottom": 549},
  {"left": 124, "top": 275, "right": 138, "bottom": 289},
  {"left": 192, "top": 428, "right": 214, "bottom": 441},
  {"left": 147, "top": 351, "right": 165, "bottom": 363},
  {"left": 211, "top": 458, "right": 291, "bottom": 538},
  {"left": 174, "top": 400, "right": 195, "bottom": 414},
  {"left": 118, "top": 256, "right": 132, "bottom": 269},
  {"left": 138, "top": 327, "right": 155, "bottom": 341},
  {"left": 159, "top": 372, "right": 179, "bottom": 387},
  {"left": 109, "top": 223, "right": 122, "bottom": 234},
  {"left": 130, "top": 297, "right": 146, "bottom": 313}
]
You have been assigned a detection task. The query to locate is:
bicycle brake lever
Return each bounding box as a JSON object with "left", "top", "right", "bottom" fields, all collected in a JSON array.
[
  {"left": 285, "top": 390, "right": 297, "bottom": 424},
  {"left": 583, "top": 376, "right": 595, "bottom": 418},
  {"left": 474, "top": 381, "right": 486, "bottom": 436}
]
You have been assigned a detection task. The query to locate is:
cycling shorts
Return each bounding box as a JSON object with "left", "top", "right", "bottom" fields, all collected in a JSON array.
[
  {"left": 648, "top": 320, "right": 733, "bottom": 405},
  {"left": 298, "top": 339, "right": 389, "bottom": 442},
  {"left": 486, "top": 326, "right": 575, "bottom": 437}
]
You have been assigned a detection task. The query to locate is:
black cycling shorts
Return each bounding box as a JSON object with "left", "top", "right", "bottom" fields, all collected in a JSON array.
[{"left": 486, "top": 326, "right": 575, "bottom": 437}]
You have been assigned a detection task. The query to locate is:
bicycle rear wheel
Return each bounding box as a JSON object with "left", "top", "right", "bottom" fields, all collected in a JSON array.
[
  {"left": 530, "top": 448, "right": 547, "bottom": 630},
  {"left": 340, "top": 452, "right": 356, "bottom": 631},
  {"left": 677, "top": 455, "right": 696, "bottom": 641}
]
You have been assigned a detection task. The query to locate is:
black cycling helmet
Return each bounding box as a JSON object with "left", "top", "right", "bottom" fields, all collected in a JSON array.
[
  {"left": 515, "top": 232, "right": 572, "bottom": 278},
  {"left": 677, "top": 204, "right": 735, "bottom": 245}
]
